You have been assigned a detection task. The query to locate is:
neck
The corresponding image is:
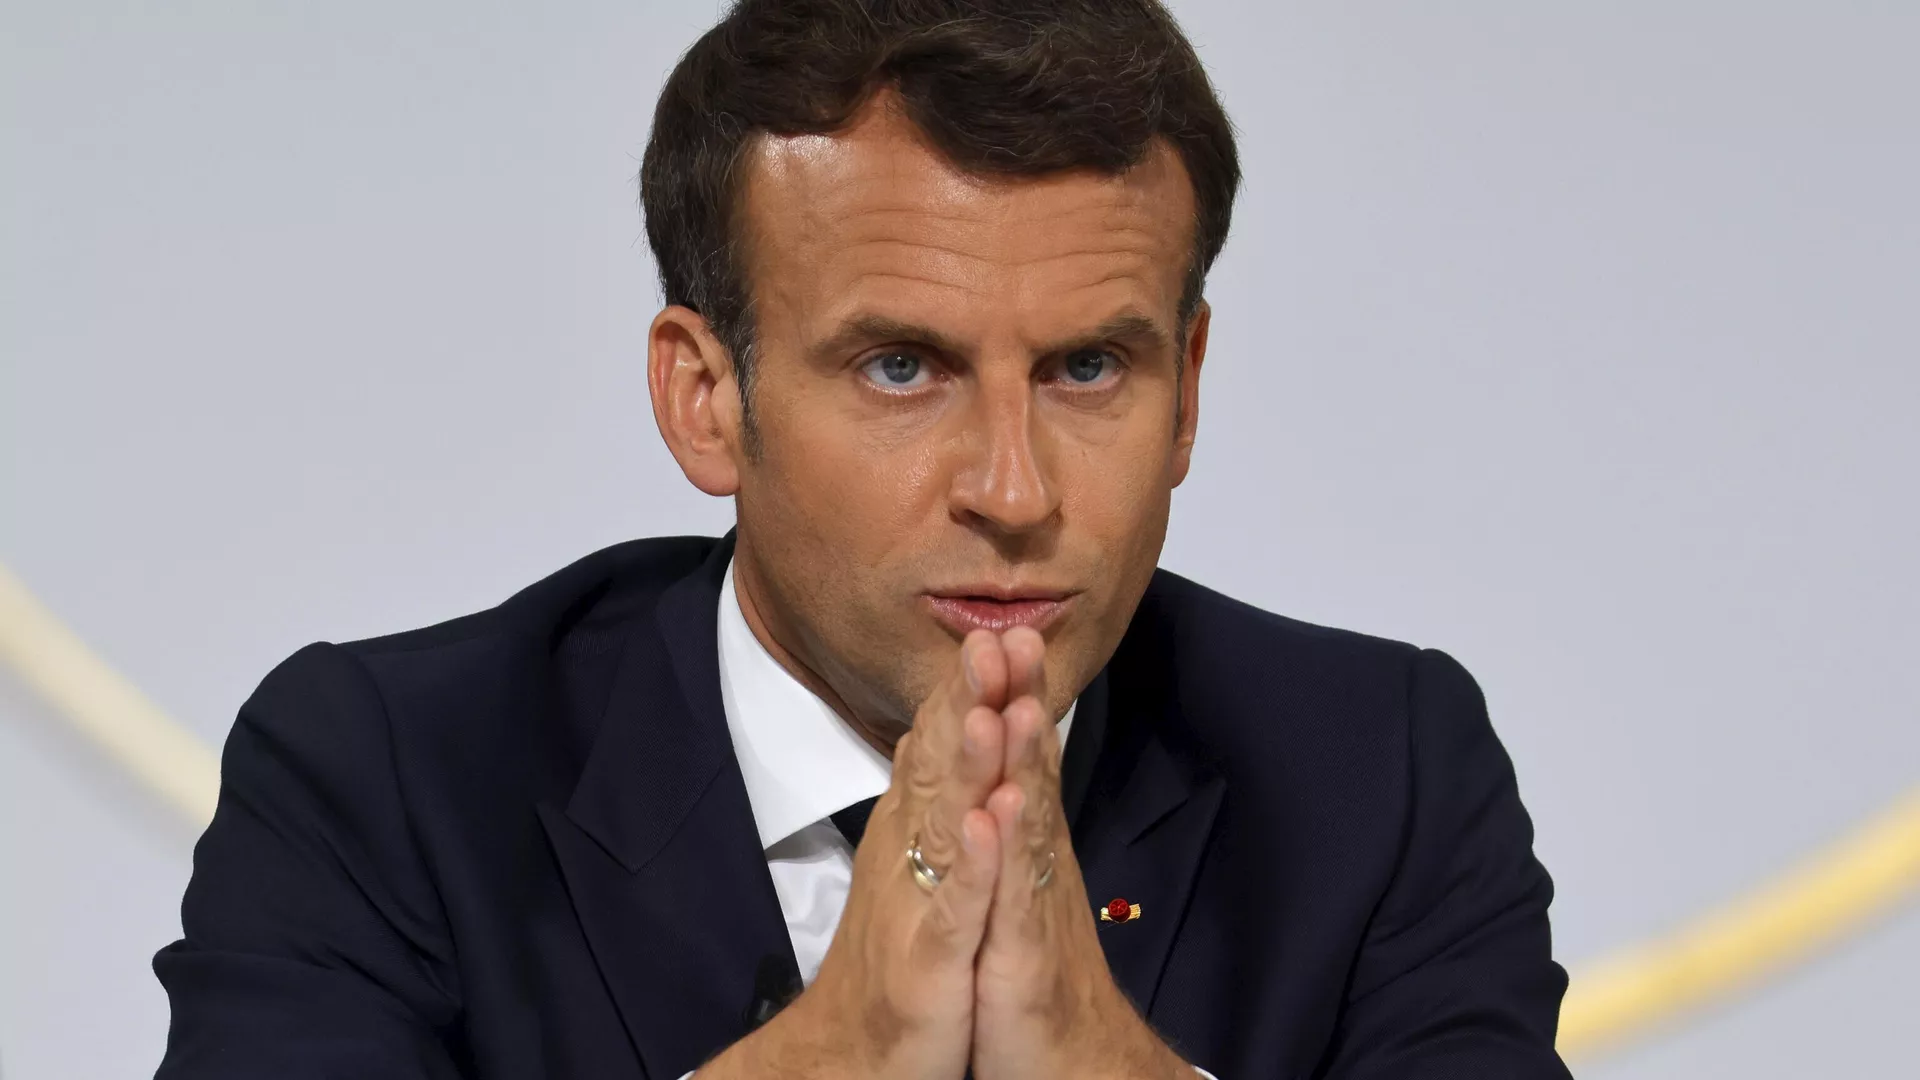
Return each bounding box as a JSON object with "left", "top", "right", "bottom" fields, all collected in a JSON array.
[{"left": 729, "top": 537, "right": 901, "bottom": 761}]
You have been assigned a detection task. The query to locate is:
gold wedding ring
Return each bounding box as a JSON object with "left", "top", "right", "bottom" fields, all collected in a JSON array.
[
  {"left": 907, "top": 834, "right": 943, "bottom": 891},
  {"left": 906, "top": 835, "right": 1056, "bottom": 891}
]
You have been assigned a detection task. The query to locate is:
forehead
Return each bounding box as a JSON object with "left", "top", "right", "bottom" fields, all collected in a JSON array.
[{"left": 736, "top": 97, "right": 1196, "bottom": 339}]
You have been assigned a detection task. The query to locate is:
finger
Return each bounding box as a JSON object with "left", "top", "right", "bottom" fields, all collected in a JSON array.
[
  {"left": 910, "top": 630, "right": 1007, "bottom": 752},
  {"left": 912, "top": 703, "right": 1006, "bottom": 873},
  {"left": 1011, "top": 695, "right": 1064, "bottom": 873},
  {"left": 914, "top": 807, "right": 1000, "bottom": 963},
  {"left": 1000, "top": 626, "right": 1047, "bottom": 707},
  {"left": 988, "top": 695, "right": 1061, "bottom": 923},
  {"left": 950, "top": 629, "right": 1009, "bottom": 720},
  {"left": 893, "top": 630, "right": 1004, "bottom": 815},
  {"left": 998, "top": 690, "right": 1059, "bottom": 810},
  {"left": 985, "top": 779, "right": 1034, "bottom": 929}
]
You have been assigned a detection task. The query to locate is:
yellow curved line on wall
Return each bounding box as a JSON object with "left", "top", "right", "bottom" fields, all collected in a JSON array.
[
  {"left": 0, "top": 562, "right": 220, "bottom": 827},
  {"left": 1556, "top": 786, "right": 1920, "bottom": 1059},
  {"left": 2, "top": 558, "right": 1918, "bottom": 1061}
]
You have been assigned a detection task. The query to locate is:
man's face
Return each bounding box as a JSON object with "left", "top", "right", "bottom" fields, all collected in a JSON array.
[{"left": 725, "top": 97, "right": 1205, "bottom": 737}]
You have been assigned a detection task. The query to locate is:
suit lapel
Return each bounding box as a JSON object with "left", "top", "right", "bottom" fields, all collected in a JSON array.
[
  {"left": 541, "top": 535, "right": 797, "bottom": 1080},
  {"left": 1071, "top": 639, "right": 1227, "bottom": 1017}
]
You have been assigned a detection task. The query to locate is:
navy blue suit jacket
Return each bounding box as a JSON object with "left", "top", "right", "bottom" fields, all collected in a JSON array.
[{"left": 155, "top": 534, "right": 1571, "bottom": 1078}]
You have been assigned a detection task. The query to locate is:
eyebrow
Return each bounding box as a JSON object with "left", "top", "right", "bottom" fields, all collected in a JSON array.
[{"left": 808, "top": 308, "right": 1175, "bottom": 365}]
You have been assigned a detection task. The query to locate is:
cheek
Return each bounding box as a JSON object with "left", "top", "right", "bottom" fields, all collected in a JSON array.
[
  {"left": 1053, "top": 424, "right": 1175, "bottom": 656},
  {"left": 753, "top": 398, "right": 952, "bottom": 555},
  {"left": 1054, "top": 417, "right": 1176, "bottom": 533}
]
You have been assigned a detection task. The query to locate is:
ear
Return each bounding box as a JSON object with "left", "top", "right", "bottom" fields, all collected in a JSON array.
[
  {"left": 1170, "top": 300, "right": 1209, "bottom": 488},
  {"left": 648, "top": 304, "right": 744, "bottom": 497}
]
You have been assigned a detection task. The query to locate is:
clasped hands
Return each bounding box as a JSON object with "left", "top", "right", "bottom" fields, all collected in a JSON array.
[{"left": 699, "top": 627, "right": 1191, "bottom": 1080}]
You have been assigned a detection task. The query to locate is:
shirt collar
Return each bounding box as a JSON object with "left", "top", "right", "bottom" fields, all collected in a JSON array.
[{"left": 716, "top": 557, "right": 1073, "bottom": 851}]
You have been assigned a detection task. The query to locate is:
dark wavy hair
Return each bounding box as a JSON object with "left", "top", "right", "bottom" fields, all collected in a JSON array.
[{"left": 641, "top": 0, "right": 1240, "bottom": 422}]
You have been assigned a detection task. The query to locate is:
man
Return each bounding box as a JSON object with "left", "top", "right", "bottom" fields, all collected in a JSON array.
[{"left": 155, "top": 1, "right": 1572, "bottom": 1077}]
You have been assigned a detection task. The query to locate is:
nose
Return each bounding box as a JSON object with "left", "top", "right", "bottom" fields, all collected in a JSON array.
[{"left": 947, "top": 368, "right": 1060, "bottom": 538}]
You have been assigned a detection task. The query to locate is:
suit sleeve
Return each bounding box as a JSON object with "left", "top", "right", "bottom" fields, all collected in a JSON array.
[
  {"left": 1316, "top": 649, "right": 1573, "bottom": 1079},
  {"left": 153, "top": 643, "right": 465, "bottom": 1079}
]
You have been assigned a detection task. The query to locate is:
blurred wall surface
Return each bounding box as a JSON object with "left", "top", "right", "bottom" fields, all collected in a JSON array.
[{"left": 3, "top": 2, "right": 1916, "bottom": 1077}]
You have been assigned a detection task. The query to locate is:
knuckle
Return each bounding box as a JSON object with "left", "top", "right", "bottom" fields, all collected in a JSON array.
[
  {"left": 1040, "top": 742, "right": 1063, "bottom": 783},
  {"left": 907, "top": 754, "right": 944, "bottom": 798},
  {"left": 1024, "top": 828, "right": 1052, "bottom": 860},
  {"left": 916, "top": 814, "right": 961, "bottom": 868},
  {"left": 1024, "top": 795, "right": 1057, "bottom": 840}
]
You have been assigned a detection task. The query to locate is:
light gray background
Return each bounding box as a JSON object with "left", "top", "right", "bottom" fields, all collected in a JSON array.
[{"left": 3, "top": 2, "right": 1916, "bottom": 1076}]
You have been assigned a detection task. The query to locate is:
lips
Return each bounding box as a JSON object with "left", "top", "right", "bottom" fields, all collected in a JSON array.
[{"left": 924, "top": 590, "right": 1074, "bottom": 635}]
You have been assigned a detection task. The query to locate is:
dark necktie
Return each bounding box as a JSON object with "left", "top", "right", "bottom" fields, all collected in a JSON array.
[{"left": 829, "top": 795, "right": 879, "bottom": 847}]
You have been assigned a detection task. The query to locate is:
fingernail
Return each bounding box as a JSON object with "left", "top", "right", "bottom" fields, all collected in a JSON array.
[
  {"left": 962, "top": 824, "right": 979, "bottom": 853},
  {"left": 964, "top": 647, "right": 982, "bottom": 695}
]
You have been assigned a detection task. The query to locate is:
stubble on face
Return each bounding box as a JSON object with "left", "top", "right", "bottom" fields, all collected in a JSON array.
[{"left": 723, "top": 93, "right": 1201, "bottom": 752}]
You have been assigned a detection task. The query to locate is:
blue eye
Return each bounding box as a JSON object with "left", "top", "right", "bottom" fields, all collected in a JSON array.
[
  {"left": 1062, "top": 348, "right": 1116, "bottom": 385},
  {"left": 860, "top": 351, "right": 931, "bottom": 389}
]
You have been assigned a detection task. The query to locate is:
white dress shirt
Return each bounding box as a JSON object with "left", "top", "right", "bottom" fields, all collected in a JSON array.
[{"left": 709, "top": 560, "right": 1213, "bottom": 1079}]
